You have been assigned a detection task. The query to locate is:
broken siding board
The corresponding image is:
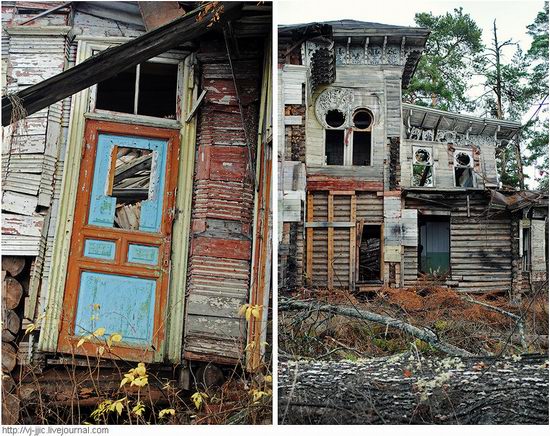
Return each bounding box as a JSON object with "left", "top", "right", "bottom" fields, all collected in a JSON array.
[
  {"left": 1, "top": 213, "right": 44, "bottom": 237},
  {"left": 2, "top": 190, "right": 38, "bottom": 215}
]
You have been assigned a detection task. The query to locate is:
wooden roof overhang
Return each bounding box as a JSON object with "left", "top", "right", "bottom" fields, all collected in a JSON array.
[{"left": 402, "top": 103, "right": 522, "bottom": 142}]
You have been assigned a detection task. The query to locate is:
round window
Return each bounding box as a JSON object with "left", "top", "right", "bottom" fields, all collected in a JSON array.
[
  {"left": 456, "top": 152, "right": 471, "bottom": 167},
  {"left": 325, "top": 109, "right": 345, "bottom": 128},
  {"left": 353, "top": 110, "right": 373, "bottom": 129},
  {"left": 414, "top": 148, "right": 431, "bottom": 164}
]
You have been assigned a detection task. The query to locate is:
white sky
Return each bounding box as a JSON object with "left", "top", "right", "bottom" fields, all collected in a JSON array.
[{"left": 278, "top": 0, "right": 546, "bottom": 187}]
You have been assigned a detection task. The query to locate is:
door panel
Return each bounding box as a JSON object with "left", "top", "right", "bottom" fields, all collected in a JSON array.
[{"left": 58, "top": 119, "right": 180, "bottom": 362}]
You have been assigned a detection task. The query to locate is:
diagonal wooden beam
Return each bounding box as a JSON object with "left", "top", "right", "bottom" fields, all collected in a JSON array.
[{"left": 2, "top": 2, "right": 243, "bottom": 126}]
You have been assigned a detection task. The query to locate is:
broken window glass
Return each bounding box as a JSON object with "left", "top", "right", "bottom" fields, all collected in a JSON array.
[
  {"left": 412, "top": 147, "right": 433, "bottom": 187},
  {"left": 325, "top": 109, "right": 345, "bottom": 128},
  {"left": 454, "top": 150, "right": 475, "bottom": 187},
  {"left": 95, "top": 61, "right": 178, "bottom": 119},
  {"left": 111, "top": 147, "right": 152, "bottom": 231},
  {"left": 325, "top": 129, "right": 344, "bottom": 165},
  {"left": 88, "top": 134, "right": 167, "bottom": 233},
  {"left": 352, "top": 131, "right": 371, "bottom": 165}
]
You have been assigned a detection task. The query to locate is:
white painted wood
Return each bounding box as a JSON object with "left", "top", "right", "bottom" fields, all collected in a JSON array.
[
  {"left": 2, "top": 191, "right": 38, "bottom": 216},
  {"left": 284, "top": 115, "right": 302, "bottom": 125}
]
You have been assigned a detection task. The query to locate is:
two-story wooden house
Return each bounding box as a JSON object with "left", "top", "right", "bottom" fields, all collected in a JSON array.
[{"left": 278, "top": 19, "right": 548, "bottom": 298}]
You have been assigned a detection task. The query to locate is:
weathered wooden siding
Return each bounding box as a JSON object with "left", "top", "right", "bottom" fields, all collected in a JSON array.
[
  {"left": 404, "top": 194, "right": 513, "bottom": 292},
  {"left": 401, "top": 139, "right": 488, "bottom": 189},
  {"left": 184, "top": 42, "right": 261, "bottom": 363}
]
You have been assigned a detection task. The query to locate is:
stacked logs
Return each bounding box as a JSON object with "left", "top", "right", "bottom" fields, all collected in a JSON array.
[{"left": 2, "top": 256, "right": 25, "bottom": 425}]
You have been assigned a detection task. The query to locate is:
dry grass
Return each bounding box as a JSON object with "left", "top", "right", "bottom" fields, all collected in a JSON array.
[{"left": 279, "top": 284, "right": 549, "bottom": 361}]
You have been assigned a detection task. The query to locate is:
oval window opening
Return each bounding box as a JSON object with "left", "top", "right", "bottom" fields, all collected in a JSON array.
[
  {"left": 456, "top": 152, "right": 471, "bottom": 167},
  {"left": 414, "top": 148, "right": 431, "bottom": 164},
  {"left": 325, "top": 109, "right": 345, "bottom": 128},
  {"left": 353, "top": 110, "right": 373, "bottom": 129}
]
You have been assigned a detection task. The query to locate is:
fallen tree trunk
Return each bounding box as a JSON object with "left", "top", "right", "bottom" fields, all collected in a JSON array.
[
  {"left": 279, "top": 354, "right": 549, "bottom": 424},
  {"left": 279, "top": 297, "right": 473, "bottom": 357}
]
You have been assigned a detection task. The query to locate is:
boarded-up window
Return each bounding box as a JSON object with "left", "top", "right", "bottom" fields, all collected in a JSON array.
[
  {"left": 306, "top": 191, "right": 356, "bottom": 289},
  {"left": 419, "top": 216, "right": 450, "bottom": 276}
]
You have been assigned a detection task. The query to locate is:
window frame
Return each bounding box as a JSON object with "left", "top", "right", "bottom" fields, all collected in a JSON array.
[
  {"left": 453, "top": 149, "right": 476, "bottom": 188},
  {"left": 322, "top": 107, "right": 374, "bottom": 167},
  {"left": 411, "top": 145, "right": 435, "bottom": 188},
  {"left": 89, "top": 54, "right": 181, "bottom": 120}
]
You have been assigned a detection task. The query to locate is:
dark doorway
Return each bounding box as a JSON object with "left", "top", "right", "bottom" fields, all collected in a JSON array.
[
  {"left": 358, "top": 225, "right": 381, "bottom": 281},
  {"left": 418, "top": 216, "right": 450, "bottom": 276}
]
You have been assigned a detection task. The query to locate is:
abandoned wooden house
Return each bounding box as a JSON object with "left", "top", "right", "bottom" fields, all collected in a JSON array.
[
  {"left": 278, "top": 20, "right": 548, "bottom": 296},
  {"left": 1, "top": 1, "right": 272, "bottom": 423}
]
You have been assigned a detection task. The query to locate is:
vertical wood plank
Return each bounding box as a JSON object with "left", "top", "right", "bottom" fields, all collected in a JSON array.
[
  {"left": 327, "top": 192, "right": 334, "bottom": 289},
  {"left": 349, "top": 193, "right": 356, "bottom": 289},
  {"left": 380, "top": 223, "right": 385, "bottom": 281},
  {"left": 306, "top": 191, "right": 314, "bottom": 282}
]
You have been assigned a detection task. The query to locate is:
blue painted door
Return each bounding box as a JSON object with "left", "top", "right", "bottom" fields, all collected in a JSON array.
[{"left": 58, "top": 120, "right": 180, "bottom": 362}]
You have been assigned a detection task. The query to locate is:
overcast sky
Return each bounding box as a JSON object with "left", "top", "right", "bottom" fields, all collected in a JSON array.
[
  {"left": 278, "top": 0, "right": 546, "bottom": 187},
  {"left": 279, "top": 0, "right": 543, "bottom": 55},
  {"left": 278, "top": 0, "right": 543, "bottom": 108}
]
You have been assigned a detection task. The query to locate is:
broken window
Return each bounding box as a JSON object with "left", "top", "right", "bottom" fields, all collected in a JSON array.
[
  {"left": 111, "top": 147, "right": 152, "bottom": 230},
  {"left": 358, "top": 225, "right": 381, "bottom": 281},
  {"left": 325, "top": 109, "right": 345, "bottom": 128},
  {"left": 419, "top": 216, "right": 450, "bottom": 276},
  {"left": 325, "top": 129, "right": 344, "bottom": 165},
  {"left": 352, "top": 131, "right": 371, "bottom": 165},
  {"left": 351, "top": 109, "right": 372, "bottom": 166},
  {"left": 412, "top": 146, "right": 433, "bottom": 187},
  {"left": 88, "top": 134, "right": 167, "bottom": 233},
  {"left": 95, "top": 61, "right": 178, "bottom": 119},
  {"left": 454, "top": 150, "right": 475, "bottom": 187},
  {"left": 323, "top": 108, "right": 373, "bottom": 166}
]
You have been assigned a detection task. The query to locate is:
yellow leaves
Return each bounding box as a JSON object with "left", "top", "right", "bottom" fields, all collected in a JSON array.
[
  {"left": 107, "top": 398, "right": 126, "bottom": 416},
  {"left": 77, "top": 335, "right": 91, "bottom": 348},
  {"left": 191, "top": 392, "right": 208, "bottom": 410},
  {"left": 98, "top": 346, "right": 105, "bottom": 356},
  {"left": 132, "top": 401, "right": 145, "bottom": 417},
  {"left": 93, "top": 327, "right": 105, "bottom": 337},
  {"left": 239, "top": 304, "right": 262, "bottom": 321},
  {"left": 264, "top": 375, "right": 272, "bottom": 384},
  {"left": 158, "top": 408, "right": 175, "bottom": 419},
  {"left": 135, "top": 362, "right": 146, "bottom": 376},
  {"left": 120, "top": 363, "right": 148, "bottom": 388},
  {"left": 111, "top": 333, "right": 122, "bottom": 343},
  {"left": 106, "top": 332, "right": 123, "bottom": 348},
  {"left": 249, "top": 388, "right": 271, "bottom": 403},
  {"left": 25, "top": 323, "right": 36, "bottom": 335}
]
